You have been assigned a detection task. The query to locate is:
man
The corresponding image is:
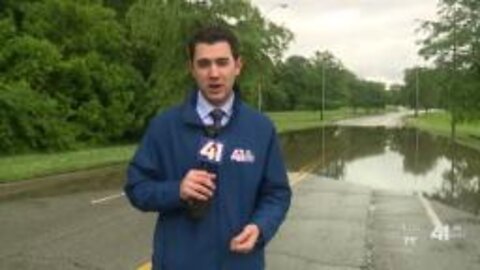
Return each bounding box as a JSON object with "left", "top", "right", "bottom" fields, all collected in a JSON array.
[{"left": 125, "top": 25, "right": 291, "bottom": 270}]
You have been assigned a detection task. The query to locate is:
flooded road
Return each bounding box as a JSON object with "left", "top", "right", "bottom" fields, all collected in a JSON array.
[
  {"left": 1, "top": 118, "right": 479, "bottom": 269},
  {"left": 281, "top": 126, "right": 480, "bottom": 216},
  {"left": 270, "top": 126, "right": 480, "bottom": 270}
]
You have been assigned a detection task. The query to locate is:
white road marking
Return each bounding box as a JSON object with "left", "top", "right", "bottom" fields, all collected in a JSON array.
[
  {"left": 417, "top": 193, "right": 443, "bottom": 228},
  {"left": 91, "top": 192, "right": 125, "bottom": 205}
]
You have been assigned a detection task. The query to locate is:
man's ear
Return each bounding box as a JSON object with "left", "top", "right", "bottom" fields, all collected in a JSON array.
[{"left": 235, "top": 57, "right": 243, "bottom": 75}]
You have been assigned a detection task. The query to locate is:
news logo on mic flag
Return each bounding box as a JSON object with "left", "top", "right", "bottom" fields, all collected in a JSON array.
[
  {"left": 230, "top": 148, "right": 255, "bottom": 163},
  {"left": 198, "top": 137, "right": 225, "bottom": 164}
]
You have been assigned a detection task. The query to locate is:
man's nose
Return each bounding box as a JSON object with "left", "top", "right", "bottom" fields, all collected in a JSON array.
[{"left": 208, "top": 64, "right": 220, "bottom": 78}]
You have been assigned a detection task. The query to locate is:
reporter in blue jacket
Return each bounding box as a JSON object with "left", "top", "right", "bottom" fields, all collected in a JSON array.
[{"left": 125, "top": 25, "right": 291, "bottom": 270}]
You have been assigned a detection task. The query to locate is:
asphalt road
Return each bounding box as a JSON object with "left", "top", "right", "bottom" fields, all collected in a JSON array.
[
  {"left": 267, "top": 174, "right": 371, "bottom": 270},
  {"left": 1, "top": 110, "right": 478, "bottom": 270},
  {"left": 0, "top": 166, "right": 156, "bottom": 270},
  {"left": 267, "top": 173, "right": 480, "bottom": 270},
  {"left": 2, "top": 167, "right": 478, "bottom": 270}
]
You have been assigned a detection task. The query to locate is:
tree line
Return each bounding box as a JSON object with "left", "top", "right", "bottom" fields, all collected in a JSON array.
[
  {"left": 0, "top": 0, "right": 389, "bottom": 154},
  {"left": 394, "top": 0, "right": 480, "bottom": 139}
]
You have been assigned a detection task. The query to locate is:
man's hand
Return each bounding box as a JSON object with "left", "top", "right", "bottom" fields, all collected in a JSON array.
[
  {"left": 230, "top": 224, "right": 260, "bottom": 254},
  {"left": 180, "top": 169, "right": 216, "bottom": 201}
]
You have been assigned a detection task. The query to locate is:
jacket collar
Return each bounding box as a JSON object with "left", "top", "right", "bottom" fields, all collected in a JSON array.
[{"left": 181, "top": 86, "right": 242, "bottom": 128}]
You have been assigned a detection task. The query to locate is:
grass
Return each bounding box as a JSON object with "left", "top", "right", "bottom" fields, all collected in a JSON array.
[
  {"left": 405, "top": 111, "right": 480, "bottom": 151},
  {"left": 0, "top": 107, "right": 393, "bottom": 182},
  {"left": 268, "top": 108, "right": 348, "bottom": 133},
  {"left": 0, "top": 145, "right": 136, "bottom": 183}
]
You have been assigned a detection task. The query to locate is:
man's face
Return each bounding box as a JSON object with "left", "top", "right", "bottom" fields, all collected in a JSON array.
[{"left": 190, "top": 41, "right": 242, "bottom": 107}]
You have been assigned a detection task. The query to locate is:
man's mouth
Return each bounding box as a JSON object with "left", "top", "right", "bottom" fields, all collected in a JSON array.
[{"left": 209, "top": 84, "right": 223, "bottom": 90}]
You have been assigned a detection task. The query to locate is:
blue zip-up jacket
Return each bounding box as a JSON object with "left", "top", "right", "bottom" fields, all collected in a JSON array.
[{"left": 125, "top": 90, "right": 291, "bottom": 270}]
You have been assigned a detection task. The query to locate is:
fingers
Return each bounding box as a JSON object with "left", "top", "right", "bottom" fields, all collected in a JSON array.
[
  {"left": 180, "top": 169, "right": 216, "bottom": 201},
  {"left": 232, "top": 228, "right": 251, "bottom": 244},
  {"left": 183, "top": 181, "right": 213, "bottom": 201},
  {"left": 230, "top": 228, "right": 255, "bottom": 253},
  {"left": 230, "top": 224, "right": 260, "bottom": 254},
  {"left": 194, "top": 170, "right": 216, "bottom": 190}
]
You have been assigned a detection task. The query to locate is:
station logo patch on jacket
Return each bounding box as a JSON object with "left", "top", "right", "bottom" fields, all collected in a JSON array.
[{"left": 230, "top": 148, "right": 255, "bottom": 163}]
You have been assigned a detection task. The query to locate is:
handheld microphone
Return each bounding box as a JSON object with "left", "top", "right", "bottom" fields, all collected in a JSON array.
[
  {"left": 187, "top": 158, "right": 218, "bottom": 219},
  {"left": 187, "top": 121, "right": 223, "bottom": 220}
]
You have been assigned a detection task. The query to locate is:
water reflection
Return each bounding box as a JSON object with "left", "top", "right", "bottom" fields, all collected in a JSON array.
[
  {"left": 280, "top": 127, "right": 480, "bottom": 216},
  {"left": 2, "top": 127, "right": 479, "bottom": 216}
]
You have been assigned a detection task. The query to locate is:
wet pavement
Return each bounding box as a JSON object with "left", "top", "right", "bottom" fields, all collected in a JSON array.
[
  {"left": 267, "top": 175, "right": 372, "bottom": 270},
  {"left": 0, "top": 164, "right": 125, "bottom": 202},
  {"left": 1, "top": 113, "right": 479, "bottom": 269},
  {"left": 0, "top": 165, "right": 154, "bottom": 269},
  {"left": 267, "top": 126, "right": 480, "bottom": 270}
]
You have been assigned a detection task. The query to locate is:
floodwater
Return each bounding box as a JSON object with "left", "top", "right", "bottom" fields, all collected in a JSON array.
[
  {"left": 2, "top": 126, "right": 479, "bottom": 218},
  {"left": 281, "top": 126, "right": 480, "bottom": 216}
]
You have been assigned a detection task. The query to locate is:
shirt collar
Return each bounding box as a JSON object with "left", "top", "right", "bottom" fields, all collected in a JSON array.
[{"left": 196, "top": 90, "right": 234, "bottom": 120}]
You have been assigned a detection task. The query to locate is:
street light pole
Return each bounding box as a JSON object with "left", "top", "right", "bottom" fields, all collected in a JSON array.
[
  {"left": 257, "top": 3, "right": 288, "bottom": 112},
  {"left": 450, "top": 3, "right": 459, "bottom": 142},
  {"left": 415, "top": 67, "right": 419, "bottom": 117},
  {"left": 321, "top": 63, "right": 326, "bottom": 121}
]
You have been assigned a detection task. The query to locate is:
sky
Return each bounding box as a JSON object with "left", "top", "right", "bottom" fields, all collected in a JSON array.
[{"left": 253, "top": 0, "right": 439, "bottom": 86}]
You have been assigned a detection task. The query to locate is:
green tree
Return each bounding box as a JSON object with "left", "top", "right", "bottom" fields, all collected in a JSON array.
[
  {"left": 402, "top": 67, "right": 444, "bottom": 113},
  {"left": 355, "top": 80, "right": 386, "bottom": 111},
  {"left": 387, "top": 84, "right": 403, "bottom": 106},
  {"left": 0, "top": 81, "right": 76, "bottom": 153},
  {"left": 0, "top": 0, "right": 148, "bottom": 153},
  {"left": 418, "top": 0, "right": 480, "bottom": 140},
  {"left": 275, "top": 55, "right": 310, "bottom": 110},
  {"left": 126, "top": 0, "right": 292, "bottom": 112},
  {"left": 310, "top": 51, "right": 350, "bottom": 110}
]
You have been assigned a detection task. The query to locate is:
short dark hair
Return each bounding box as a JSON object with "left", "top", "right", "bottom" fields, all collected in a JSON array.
[{"left": 188, "top": 25, "right": 240, "bottom": 61}]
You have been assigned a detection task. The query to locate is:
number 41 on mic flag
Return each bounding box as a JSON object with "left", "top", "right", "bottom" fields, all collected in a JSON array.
[{"left": 198, "top": 138, "right": 225, "bottom": 164}]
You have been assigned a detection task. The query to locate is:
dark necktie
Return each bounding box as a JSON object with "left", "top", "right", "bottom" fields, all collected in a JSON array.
[{"left": 210, "top": 108, "right": 224, "bottom": 131}]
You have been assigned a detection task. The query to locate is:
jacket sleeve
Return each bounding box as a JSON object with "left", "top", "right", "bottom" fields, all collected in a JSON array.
[
  {"left": 124, "top": 118, "right": 184, "bottom": 213},
  {"left": 251, "top": 127, "right": 292, "bottom": 246}
]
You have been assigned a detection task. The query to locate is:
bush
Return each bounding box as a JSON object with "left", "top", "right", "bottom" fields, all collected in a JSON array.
[{"left": 0, "top": 81, "right": 78, "bottom": 154}]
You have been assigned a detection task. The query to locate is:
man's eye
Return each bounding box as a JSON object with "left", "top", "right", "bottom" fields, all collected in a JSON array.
[
  {"left": 216, "top": 59, "right": 230, "bottom": 66},
  {"left": 197, "top": 60, "right": 211, "bottom": 68}
]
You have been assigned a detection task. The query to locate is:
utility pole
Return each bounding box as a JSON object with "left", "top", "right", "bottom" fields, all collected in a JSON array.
[
  {"left": 450, "top": 3, "right": 459, "bottom": 142},
  {"left": 321, "top": 63, "right": 326, "bottom": 121},
  {"left": 415, "top": 68, "right": 419, "bottom": 117}
]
